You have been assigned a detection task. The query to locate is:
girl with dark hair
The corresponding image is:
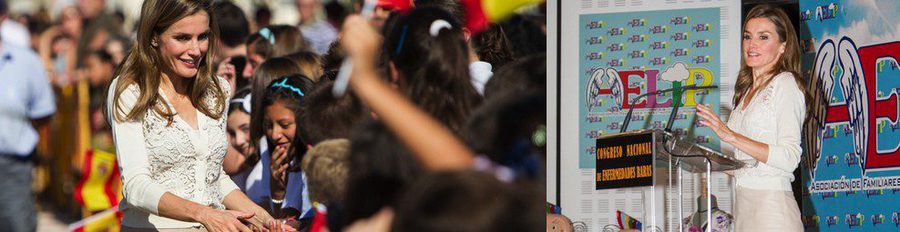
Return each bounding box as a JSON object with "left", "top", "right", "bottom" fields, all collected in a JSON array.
[
  {"left": 696, "top": 4, "right": 805, "bottom": 230},
  {"left": 224, "top": 87, "right": 256, "bottom": 192},
  {"left": 107, "top": 0, "right": 279, "bottom": 230},
  {"left": 382, "top": 7, "right": 482, "bottom": 134},
  {"left": 261, "top": 75, "right": 317, "bottom": 225},
  {"left": 472, "top": 24, "right": 515, "bottom": 73},
  {"left": 244, "top": 57, "right": 305, "bottom": 209}
]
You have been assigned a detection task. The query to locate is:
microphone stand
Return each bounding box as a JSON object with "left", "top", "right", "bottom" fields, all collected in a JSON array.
[{"left": 619, "top": 85, "right": 718, "bottom": 133}]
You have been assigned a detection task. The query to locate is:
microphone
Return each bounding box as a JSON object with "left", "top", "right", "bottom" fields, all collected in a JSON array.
[{"left": 619, "top": 84, "right": 718, "bottom": 133}]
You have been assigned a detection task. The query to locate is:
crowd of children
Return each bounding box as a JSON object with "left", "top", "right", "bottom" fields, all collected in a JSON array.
[{"left": 3, "top": 0, "right": 549, "bottom": 230}]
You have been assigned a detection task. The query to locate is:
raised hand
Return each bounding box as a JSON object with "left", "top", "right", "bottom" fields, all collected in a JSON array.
[
  {"left": 340, "top": 15, "right": 381, "bottom": 67},
  {"left": 696, "top": 104, "right": 735, "bottom": 144},
  {"left": 217, "top": 56, "right": 237, "bottom": 92}
]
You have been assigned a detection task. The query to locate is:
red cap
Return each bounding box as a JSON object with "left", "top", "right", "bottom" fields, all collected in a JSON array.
[{"left": 377, "top": 0, "right": 413, "bottom": 12}]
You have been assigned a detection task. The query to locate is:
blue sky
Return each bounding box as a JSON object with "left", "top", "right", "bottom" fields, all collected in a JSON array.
[{"left": 802, "top": 0, "right": 900, "bottom": 45}]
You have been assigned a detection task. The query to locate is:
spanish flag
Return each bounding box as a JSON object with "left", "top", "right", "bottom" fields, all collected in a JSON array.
[
  {"left": 460, "top": 0, "right": 544, "bottom": 33},
  {"left": 74, "top": 149, "right": 122, "bottom": 212},
  {"left": 68, "top": 206, "right": 122, "bottom": 232}
]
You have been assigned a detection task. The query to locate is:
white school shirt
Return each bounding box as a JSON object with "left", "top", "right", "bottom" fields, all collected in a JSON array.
[
  {"left": 108, "top": 77, "right": 239, "bottom": 229},
  {"left": 727, "top": 72, "right": 805, "bottom": 191}
]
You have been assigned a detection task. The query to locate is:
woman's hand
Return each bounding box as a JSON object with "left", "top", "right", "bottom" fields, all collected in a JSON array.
[
  {"left": 196, "top": 208, "right": 255, "bottom": 232},
  {"left": 696, "top": 104, "right": 736, "bottom": 144},
  {"left": 269, "top": 144, "right": 289, "bottom": 200}
]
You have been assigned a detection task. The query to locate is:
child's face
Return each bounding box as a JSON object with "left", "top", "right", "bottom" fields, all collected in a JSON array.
[
  {"left": 227, "top": 110, "right": 253, "bottom": 156},
  {"left": 245, "top": 43, "right": 265, "bottom": 79},
  {"left": 264, "top": 101, "right": 296, "bottom": 148}
]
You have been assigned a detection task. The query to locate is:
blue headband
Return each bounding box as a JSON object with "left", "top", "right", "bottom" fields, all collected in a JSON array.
[
  {"left": 394, "top": 25, "right": 409, "bottom": 56},
  {"left": 270, "top": 78, "right": 305, "bottom": 96},
  {"left": 259, "top": 28, "right": 276, "bottom": 45}
]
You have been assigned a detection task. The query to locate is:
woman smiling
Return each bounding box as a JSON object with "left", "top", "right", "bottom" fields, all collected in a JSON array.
[{"left": 107, "top": 0, "right": 281, "bottom": 231}]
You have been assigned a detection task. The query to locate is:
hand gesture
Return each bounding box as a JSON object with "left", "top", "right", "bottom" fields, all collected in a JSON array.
[
  {"left": 270, "top": 144, "right": 289, "bottom": 191},
  {"left": 696, "top": 104, "right": 735, "bottom": 144},
  {"left": 197, "top": 208, "right": 255, "bottom": 232},
  {"left": 218, "top": 57, "right": 237, "bottom": 91},
  {"left": 341, "top": 15, "right": 382, "bottom": 67}
]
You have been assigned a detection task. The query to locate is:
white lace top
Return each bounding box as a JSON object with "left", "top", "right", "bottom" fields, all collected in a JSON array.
[
  {"left": 727, "top": 72, "right": 805, "bottom": 191},
  {"left": 108, "top": 77, "right": 238, "bottom": 229}
]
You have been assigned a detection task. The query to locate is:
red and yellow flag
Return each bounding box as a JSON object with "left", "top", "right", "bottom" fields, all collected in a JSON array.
[
  {"left": 74, "top": 149, "right": 121, "bottom": 212},
  {"left": 69, "top": 206, "right": 122, "bottom": 232},
  {"left": 461, "top": 0, "right": 544, "bottom": 33}
]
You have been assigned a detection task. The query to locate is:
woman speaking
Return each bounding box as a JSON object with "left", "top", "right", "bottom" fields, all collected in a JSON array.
[{"left": 696, "top": 4, "right": 806, "bottom": 231}]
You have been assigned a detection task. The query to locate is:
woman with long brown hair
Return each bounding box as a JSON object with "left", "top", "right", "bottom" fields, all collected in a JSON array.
[
  {"left": 696, "top": 4, "right": 805, "bottom": 231},
  {"left": 107, "top": 0, "right": 282, "bottom": 230}
]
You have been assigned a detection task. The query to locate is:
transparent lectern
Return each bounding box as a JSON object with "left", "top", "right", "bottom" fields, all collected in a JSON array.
[{"left": 594, "top": 129, "right": 745, "bottom": 232}]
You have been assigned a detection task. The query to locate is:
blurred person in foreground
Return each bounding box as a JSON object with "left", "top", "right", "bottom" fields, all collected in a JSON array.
[{"left": 0, "top": 1, "right": 56, "bottom": 231}]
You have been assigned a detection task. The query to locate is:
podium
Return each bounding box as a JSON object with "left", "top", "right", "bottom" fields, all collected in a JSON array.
[{"left": 594, "top": 129, "right": 746, "bottom": 232}]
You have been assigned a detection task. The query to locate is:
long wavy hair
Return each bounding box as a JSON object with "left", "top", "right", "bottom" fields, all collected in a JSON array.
[
  {"left": 733, "top": 4, "right": 806, "bottom": 109},
  {"left": 111, "top": 0, "right": 224, "bottom": 123}
]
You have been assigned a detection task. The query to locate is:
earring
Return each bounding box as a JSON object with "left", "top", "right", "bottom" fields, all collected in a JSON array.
[{"left": 151, "top": 40, "right": 158, "bottom": 47}]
